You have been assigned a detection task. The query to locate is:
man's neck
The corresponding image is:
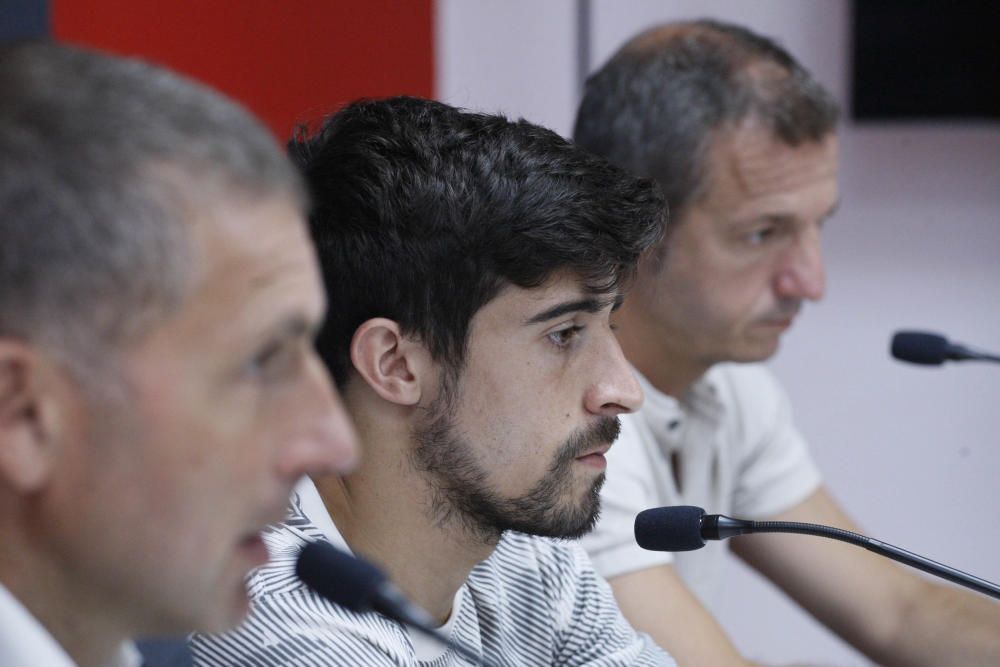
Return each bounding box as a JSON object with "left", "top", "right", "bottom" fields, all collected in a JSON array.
[
  {"left": 313, "top": 450, "right": 495, "bottom": 625},
  {"left": 0, "top": 546, "right": 127, "bottom": 667},
  {"left": 613, "top": 304, "right": 710, "bottom": 398}
]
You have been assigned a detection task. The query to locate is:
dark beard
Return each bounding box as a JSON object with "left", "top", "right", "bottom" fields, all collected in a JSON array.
[{"left": 411, "top": 382, "right": 620, "bottom": 545}]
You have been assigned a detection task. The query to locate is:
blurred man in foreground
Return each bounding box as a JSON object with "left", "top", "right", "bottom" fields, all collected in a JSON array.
[
  {"left": 574, "top": 19, "right": 1000, "bottom": 666},
  {"left": 0, "top": 42, "right": 358, "bottom": 667},
  {"left": 192, "top": 97, "right": 675, "bottom": 665}
]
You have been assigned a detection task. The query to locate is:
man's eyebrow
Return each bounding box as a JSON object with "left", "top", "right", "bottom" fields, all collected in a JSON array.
[
  {"left": 272, "top": 313, "right": 321, "bottom": 341},
  {"left": 745, "top": 200, "right": 841, "bottom": 229},
  {"left": 525, "top": 295, "right": 619, "bottom": 325}
]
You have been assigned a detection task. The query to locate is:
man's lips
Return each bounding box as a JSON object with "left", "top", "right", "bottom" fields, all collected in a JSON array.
[
  {"left": 238, "top": 532, "right": 270, "bottom": 567},
  {"left": 238, "top": 501, "right": 291, "bottom": 566},
  {"left": 759, "top": 310, "right": 799, "bottom": 329},
  {"left": 576, "top": 443, "right": 612, "bottom": 457},
  {"left": 575, "top": 445, "right": 611, "bottom": 469},
  {"left": 761, "top": 304, "right": 801, "bottom": 329}
]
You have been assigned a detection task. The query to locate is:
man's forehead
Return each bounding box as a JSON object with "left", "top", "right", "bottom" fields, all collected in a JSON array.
[
  {"left": 176, "top": 194, "right": 324, "bottom": 328},
  {"left": 702, "top": 125, "right": 839, "bottom": 209},
  {"left": 190, "top": 190, "right": 306, "bottom": 262}
]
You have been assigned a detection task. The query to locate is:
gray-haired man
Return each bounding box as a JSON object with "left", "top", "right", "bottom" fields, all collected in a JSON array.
[
  {"left": 575, "top": 19, "right": 1000, "bottom": 666},
  {"left": 0, "top": 43, "right": 358, "bottom": 667}
]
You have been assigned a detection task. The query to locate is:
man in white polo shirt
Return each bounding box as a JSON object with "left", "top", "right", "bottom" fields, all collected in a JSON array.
[{"left": 574, "top": 19, "right": 1000, "bottom": 666}]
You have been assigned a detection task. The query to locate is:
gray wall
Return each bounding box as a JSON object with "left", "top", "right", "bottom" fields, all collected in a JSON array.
[{"left": 438, "top": 1, "right": 1000, "bottom": 664}]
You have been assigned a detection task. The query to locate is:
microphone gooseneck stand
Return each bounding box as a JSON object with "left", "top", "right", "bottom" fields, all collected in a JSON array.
[
  {"left": 636, "top": 506, "right": 1000, "bottom": 601},
  {"left": 704, "top": 514, "right": 1000, "bottom": 601}
]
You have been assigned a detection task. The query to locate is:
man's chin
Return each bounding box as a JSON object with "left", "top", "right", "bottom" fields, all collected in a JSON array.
[
  {"left": 195, "top": 590, "right": 252, "bottom": 636},
  {"left": 552, "top": 508, "right": 602, "bottom": 540},
  {"left": 729, "top": 336, "right": 783, "bottom": 364},
  {"left": 173, "top": 580, "right": 252, "bottom": 637},
  {"left": 533, "top": 478, "right": 604, "bottom": 540},
  {"left": 132, "top": 594, "right": 246, "bottom": 642}
]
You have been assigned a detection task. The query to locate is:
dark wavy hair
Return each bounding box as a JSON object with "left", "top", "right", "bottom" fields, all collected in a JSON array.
[{"left": 289, "top": 96, "right": 666, "bottom": 386}]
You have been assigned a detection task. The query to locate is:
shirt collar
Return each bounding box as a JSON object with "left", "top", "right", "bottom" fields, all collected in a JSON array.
[
  {"left": 634, "top": 365, "right": 723, "bottom": 412},
  {"left": 290, "top": 475, "right": 468, "bottom": 660},
  {"left": 632, "top": 365, "right": 725, "bottom": 450},
  {"left": 292, "top": 476, "right": 352, "bottom": 552},
  {"left": 0, "top": 583, "right": 140, "bottom": 667}
]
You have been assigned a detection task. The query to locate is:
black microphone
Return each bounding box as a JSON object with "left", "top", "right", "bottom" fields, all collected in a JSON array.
[
  {"left": 296, "top": 540, "right": 489, "bottom": 666},
  {"left": 635, "top": 506, "right": 1000, "bottom": 601},
  {"left": 891, "top": 330, "right": 1000, "bottom": 366}
]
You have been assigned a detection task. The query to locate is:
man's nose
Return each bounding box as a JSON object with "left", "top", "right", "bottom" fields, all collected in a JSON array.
[
  {"left": 583, "top": 333, "right": 644, "bottom": 417},
  {"left": 775, "top": 232, "right": 825, "bottom": 302}
]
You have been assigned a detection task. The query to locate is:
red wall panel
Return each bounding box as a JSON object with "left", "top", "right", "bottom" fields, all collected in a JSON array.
[{"left": 52, "top": 1, "right": 434, "bottom": 139}]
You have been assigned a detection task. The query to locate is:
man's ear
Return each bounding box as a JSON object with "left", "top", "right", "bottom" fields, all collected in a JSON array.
[
  {"left": 0, "top": 341, "right": 58, "bottom": 493},
  {"left": 349, "top": 318, "right": 432, "bottom": 406}
]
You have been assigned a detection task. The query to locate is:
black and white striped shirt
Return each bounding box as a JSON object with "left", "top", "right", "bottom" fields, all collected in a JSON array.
[{"left": 190, "top": 480, "right": 675, "bottom": 666}]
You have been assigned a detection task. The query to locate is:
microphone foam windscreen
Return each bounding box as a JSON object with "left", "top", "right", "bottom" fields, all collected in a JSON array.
[
  {"left": 891, "top": 331, "right": 948, "bottom": 365},
  {"left": 634, "top": 505, "right": 707, "bottom": 552},
  {"left": 296, "top": 540, "right": 384, "bottom": 613}
]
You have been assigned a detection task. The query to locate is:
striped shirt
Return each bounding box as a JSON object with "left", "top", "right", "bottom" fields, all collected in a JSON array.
[{"left": 190, "top": 480, "right": 675, "bottom": 666}]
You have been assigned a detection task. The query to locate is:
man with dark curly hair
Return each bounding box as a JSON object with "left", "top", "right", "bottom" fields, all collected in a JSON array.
[{"left": 193, "top": 96, "right": 676, "bottom": 666}]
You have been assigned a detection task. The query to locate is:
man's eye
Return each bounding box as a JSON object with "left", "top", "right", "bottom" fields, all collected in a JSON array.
[
  {"left": 248, "top": 340, "right": 297, "bottom": 380},
  {"left": 746, "top": 225, "right": 776, "bottom": 245},
  {"left": 547, "top": 326, "right": 583, "bottom": 349}
]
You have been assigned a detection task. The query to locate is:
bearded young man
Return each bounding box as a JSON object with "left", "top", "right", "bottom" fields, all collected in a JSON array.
[{"left": 192, "top": 97, "right": 676, "bottom": 666}]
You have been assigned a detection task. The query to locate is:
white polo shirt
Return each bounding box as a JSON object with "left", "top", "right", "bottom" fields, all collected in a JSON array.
[{"left": 581, "top": 363, "right": 822, "bottom": 607}]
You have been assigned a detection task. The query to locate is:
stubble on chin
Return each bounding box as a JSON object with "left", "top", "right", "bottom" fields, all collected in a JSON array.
[{"left": 411, "top": 410, "right": 619, "bottom": 544}]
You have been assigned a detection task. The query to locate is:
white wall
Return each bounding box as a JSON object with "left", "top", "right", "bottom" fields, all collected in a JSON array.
[
  {"left": 436, "top": 0, "right": 579, "bottom": 132},
  {"left": 437, "top": 2, "right": 1000, "bottom": 664}
]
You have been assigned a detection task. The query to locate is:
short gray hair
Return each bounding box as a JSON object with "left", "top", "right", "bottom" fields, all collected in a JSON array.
[
  {"left": 574, "top": 19, "right": 839, "bottom": 222},
  {"left": 0, "top": 42, "right": 304, "bottom": 375}
]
